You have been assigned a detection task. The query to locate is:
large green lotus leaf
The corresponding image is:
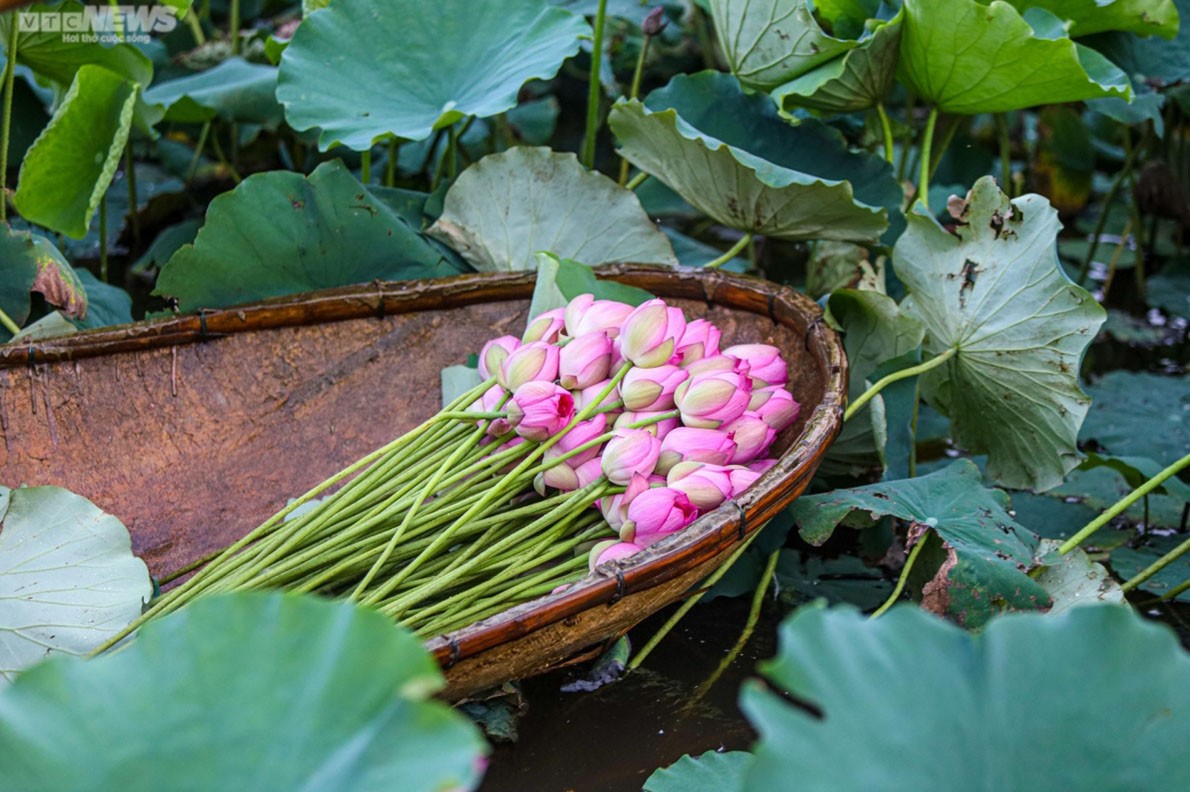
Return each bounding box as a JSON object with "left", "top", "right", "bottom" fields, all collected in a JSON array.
[
  {"left": 740, "top": 604, "right": 1190, "bottom": 790},
  {"left": 277, "top": 0, "right": 589, "bottom": 149},
  {"left": 1085, "top": 0, "right": 1190, "bottom": 83},
  {"left": 0, "top": 592, "right": 487, "bottom": 790},
  {"left": 999, "top": 0, "right": 1179, "bottom": 38},
  {"left": 708, "top": 0, "right": 858, "bottom": 91},
  {"left": 144, "top": 57, "right": 281, "bottom": 126},
  {"left": 0, "top": 485, "right": 150, "bottom": 687},
  {"left": 13, "top": 65, "right": 137, "bottom": 239},
  {"left": 790, "top": 460, "right": 1049, "bottom": 625},
  {"left": 1081, "top": 371, "right": 1188, "bottom": 463},
  {"left": 1032, "top": 539, "right": 1125, "bottom": 614},
  {"left": 156, "top": 160, "right": 466, "bottom": 312},
  {"left": 1050, "top": 457, "right": 1189, "bottom": 528},
  {"left": 427, "top": 148, "right": 677, "bottom": 272},
  {"left": 0, "top": 226, "right": 87, "bottom": 336},
  {"left": 895, "top": 177, "right": 1106, "bottom": 491},
  {"left": 898, "top": 0, "right": 1131, "bottom": 113},
  {"left": 0, "top": 3, "right": 153, "bottom": 87},
  {"left": 73, "top": 270, "right": 132, "bottom": 331},
  {"left": 609, "top": 72, "right": 892, "bottom": 243},
  {"left": 643, "top": 750, "right": 752, "bottom": 792},
  {"left": 773, "top": 10, "right": 902, "bottom": 114},
  {"left": 1110, "top": 533, "right": 1190, "bottom": 602},
  {"left": 820, "top": 289, "right": 923, "bottom": 477}
]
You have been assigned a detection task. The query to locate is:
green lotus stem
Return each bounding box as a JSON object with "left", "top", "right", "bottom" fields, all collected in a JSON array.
[
  {"left": 125, "top": 143, "right": 140, "bottom": 249},
  {"left": 210, "top": 127, "right": 242, "bottom": 184},
  {"left": 618, "top": 32, "right": 653, "bottom": 185},
  {"left": 628, "top": 529, "right": 762, "bottom": 671},
  {"left": 1121, "top": 535, "right": 1190, "bottom": 593},
  {"left": 876, "top": 103, "right": 894, "bottom": 164},
  {"left": 871, "top": 532, "right": 929, "bottom": 618},
  {"left": 995, "top": 113, "right": 1012, "bottom": 195},
  {"left": 230, "top": 0, "right": 240, "bottom": 54},
  {"left": 705, "top": 233, "right": 752, "bottom": 269},
  {"left": 185, "top": 10, "right": 205, "bottom": 45},
  {"left": 99, "top": 200, "right": 109, "bottom": 282},
  {"left": 1077, "top": 140, "right": 1140, "bottom": 286},
  {"left": 1059, "top": 451, "right": 1190, "bottom": 556},
  {"left": 1158, "top": 577, "right": 1190, "bottom": 602},
  {"left": 386, "top": 138, "right": 399, "bottom": 186},
  {"left": 581, "top": 0, "right": 609, "bottom": 169},
  {"left": 625, "top": 172, "right": 649, "bottom": 191},
  {"left": 0, "top": 18, "right": 17, "bottom": 222},
  {"left": 0, "top": 307, "right": 19, "bottom": 336},
  {"left": 918, "top": 106, "right": 939, "bottom": 209},
  {"left": 845, "top": 346, "right": 956, "bottom": 422},
  {"left": 690, "top": 548, "right": 779, "bottom": 701},
  {"left": 186, "top": 121, "right": 211, "bottom": 184},
  {"left": 360, "top": 148, "right": 371, "bottom": 184}
]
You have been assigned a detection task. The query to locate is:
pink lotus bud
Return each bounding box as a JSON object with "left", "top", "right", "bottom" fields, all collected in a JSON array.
[
  {"left": 523, "top": 308, "right": 566, "bottom": 344},
  {"left": 750, "top": 386, "right": 800, "bottom": 432},
  {"left": 674, "top": 367, "right": 752, "bottom": 429},
  {"left": 684, "top": 354, "right": 749, "bottom": 377},
  {"left": 480, "top": 335, "right": 520, "bottom": 380},
  {"left": 724, "top": 344, "right": 787, "bottom": 387},
  {"left": 614, "top": 410, "right": 679, "bottom": 438},
  {"left": 675, "top": 319, "right": 721, "bottom": 366},
  {"left": 722, "top": 412, "right": 777, "bottom": 463},
  {"left": 666, "top": 462, "right": 733, "bottom": 512},
  {"left": 620, "top": 364, "right": 689, "bottom": 411},
  {"left": 574, "top": 457, "right": 605, "bottom": 489},
  {"left": 468, "top": 383, "right": 512, "bottom": 437},
  {"left": 501, "top": 341, "right": 560, "bottom": 390},
  {"left": 559, "top": 331, "right": 613, "bottom": 390},
  {"left": 621, "top": 487, "right": 699, "bottom": 546},
  {"left": 507, "top": 381, "right": 574, "bottom": 441},
  {"left": 727, "top": 465, "right": 761, "bottom": 496},
  {"left": 601, "top": 428, "right": 661, "bottom": 485},
  {"left": 598, "top": 473, "right": 651, "bottom": 530},
  {"left": 565, "top": 293, "right": 635, "bottom": 338},
  {"left": 748, "top": 458, "right": 778, "bottom": 475},
  {"left": 575, "top": 378, "right": 621, "bottom": 413},
  {"left": 620, "top": 299, "right": 687, "bottom": 368},
  {"left": 546, "top": 413, "right": 608, "bottom": 467},
  {"left": 588, "top": 540, "right": 642, "bottom": 572},
  {"left": 657, "top": 427, "right": 737, "bottom": 474}
]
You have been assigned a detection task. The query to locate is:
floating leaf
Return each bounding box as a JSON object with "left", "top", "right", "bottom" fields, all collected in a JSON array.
[
  {"left": 773, "top": 11, "right": 902, "bottom": 114},
  {"left": 427, "top": 147, "right": 677, "bottom": 272},
  {"left": 0, "top": 3, "right": 153, "bottom": 87},
  {"left": 277, "top": 0, "right": 589, "bottom": 149},
  {"left": 739, "top": 604, "right": 1190, "bottom": 789},
  {"left": 609, "top": 72, "right": 893, "bottom": 243},
  {"left": 775, "top": 550, "right": 893, "bottom": 610},
  {"left": 156, "top": 160, "right": 466, "bottom": 312},
  {"left": 0, "top": 485, "right": 151, "bottom": 687},
  {"left": 0, "top": 226, "right": 90, "bottom": 333},
  {"left": 999, "top": 0, "right": 1180, "bottom": 38},
  {"left": 1051, "top": 457, "right": 1190, "bottom": 528},
  {"left": 1081, "top": 371, "right": 1188, "bottom": 463},
  {"left": 708, "top": 0, "right": 857, "bottom": 92},
  {"left": 791, "top": 460, "right": 1049, "bottom": 625},
  {"left": 14, "top": 65, "right": 138, "bottom": 239},
  {"left": 644, "top": 750, "right": 752, "bottom": 792},
  {"left": 1110, "top": 534, "right": 1190, "bottom": 602},
  {"left": 895, "top": 177, "right": 1106, "bottom": 491},
  {"left": 0, "top": 592, "right": 487, "bottom": 789},
  {"left": 73, "top": 270, "right": 133, "bottom": 331},
  {"left": 1032, "top": 539, "right": 1125, "bottom": 614},
  {"left": 899, "top": 0, "right": 1131, "bottom": 113},
  {"left": 144, "top": 57, "right": 281, "bottom": 126}
]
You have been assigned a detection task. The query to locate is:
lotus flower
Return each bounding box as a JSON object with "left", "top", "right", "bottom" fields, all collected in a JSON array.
[
  {"left": 724, "top": 344, "right": 787, "bottom": 387},
  {"left": 598, "top": 473, "right": 651, "bottom": 531},
  {"left": 565, "top": 294, "right": 635, "bottom": 338},
  {"left": 657, "top": 427, "right": 737, "bottom": 474},
  {"left": 501, "top": 341, "right": 560, "bottom": 390},
  {"left": 620, "top": 299, "right": 687, "bottom": 368},
  {"left": 507, "top": 381, "right": 574, "bottom": 441},
  {"left": 673, "top": 366, "right": 752, "bottom": 429},
  {"left": 721, "top": 412, "right": 777, "bottom": 463},
  {"left": 559, "top": 331, "right": 613, "bottom": 390},
  {"left": 622, "top": 487, "right": 698, "bottom": 546},
  {"left": 588, "top": 540, "right": 642, "bottom": 572},
  {"left": 750, "top": 386, "right": 800, "bottom": 432},
  {"left": 479, "top": 335, "right": 520, "bottom": 380},
  {"left": 468, "top": 383, "right": 512, "bottom": 437},
  {"left": 620, "top": 364, "right": 688, "bottom": 411},
  {"left": 675, "top": 318, "right": 721, "bottom": 367},
  {"left": 601, "top": 428, "right": 661, "bottom": 485},
  {"left": 667, "top": 461, "right": 733, "bottom": 512},
  {"left": 523, "top": 308, "right": 567, "bottom": 344},
  {"left": 614, "top": 410, "right": 680, "bottom": 438},
  {"left": 545, "top": 413, "right": 608, "bottom": 468}
]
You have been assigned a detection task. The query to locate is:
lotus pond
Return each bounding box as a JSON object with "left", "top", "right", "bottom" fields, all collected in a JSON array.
[{"left": 0, "top": 1, "right": 1188, "bottom": 790}]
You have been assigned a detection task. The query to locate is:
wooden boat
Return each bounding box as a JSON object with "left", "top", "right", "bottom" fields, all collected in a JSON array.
[{"left": 0, "top": 264, "right": 846, "bottom": 698}]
